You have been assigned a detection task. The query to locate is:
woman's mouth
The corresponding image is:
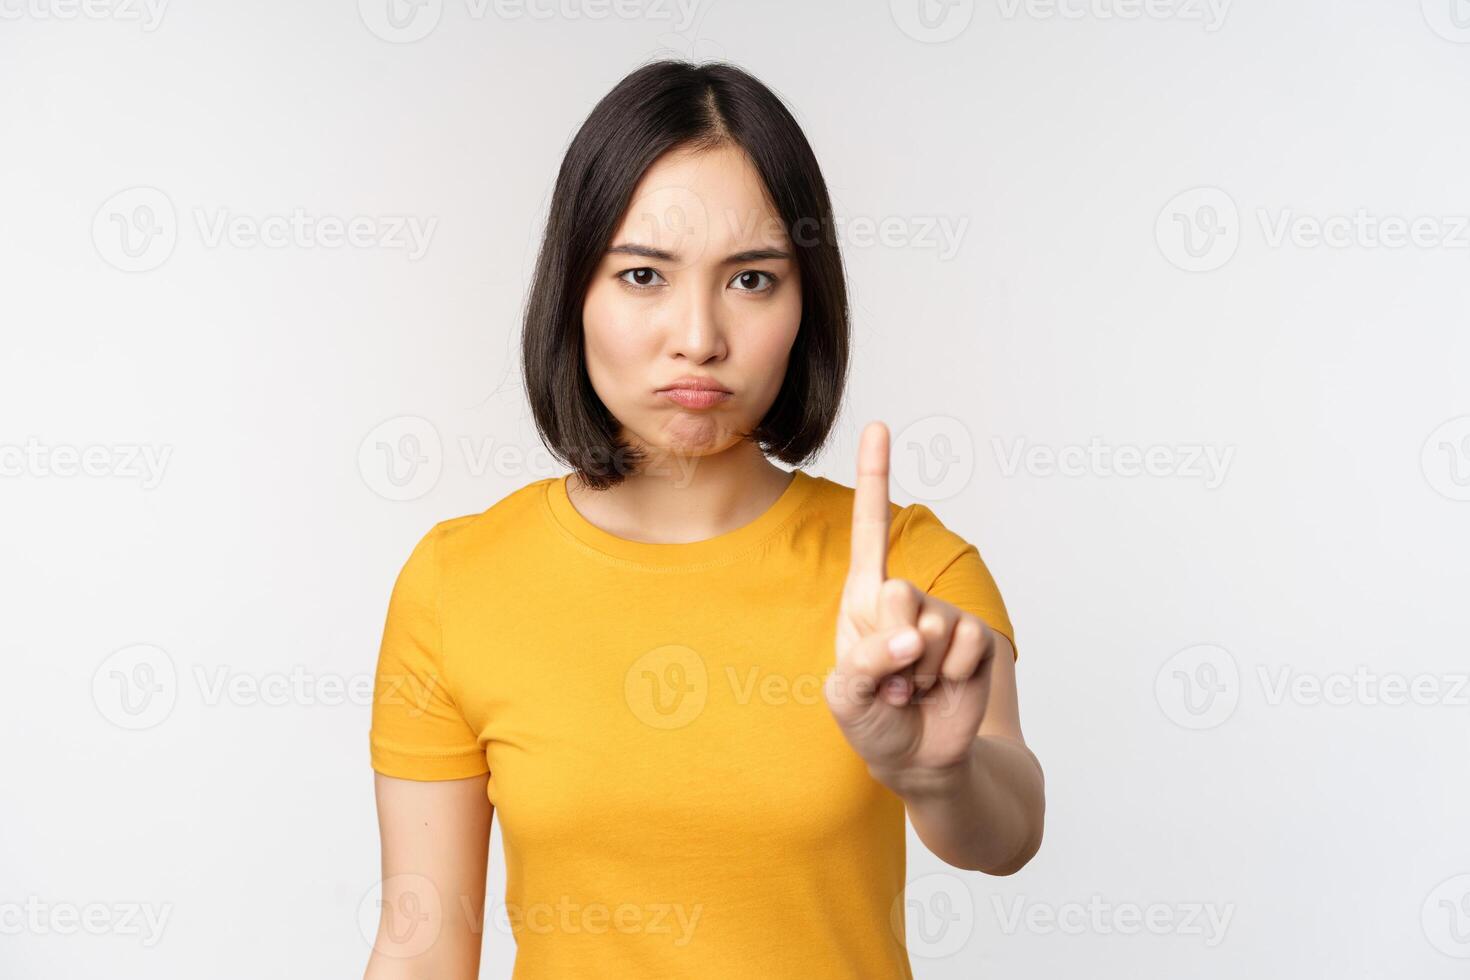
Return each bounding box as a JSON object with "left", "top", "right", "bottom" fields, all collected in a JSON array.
[
  {"left": 655, "top": 375, "right": 733, "bottom": 410},
  {"left": 657, "top": 387, "right": 733, "bottom": 409}
]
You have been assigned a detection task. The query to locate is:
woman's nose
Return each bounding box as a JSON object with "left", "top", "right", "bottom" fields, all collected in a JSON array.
[{"left": 667, "top": 283, "right": 727, "bottom": 362}]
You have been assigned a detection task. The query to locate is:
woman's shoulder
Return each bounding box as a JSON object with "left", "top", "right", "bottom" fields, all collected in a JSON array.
[
  {"left": 410, "top": 475, "right": 561, "bottom": 560},
  {"left": 803, "top": 469, "right": 963, "bottom": 540},
  {"left": 801, "top": 471, "right": 970, "bottom": 581}
]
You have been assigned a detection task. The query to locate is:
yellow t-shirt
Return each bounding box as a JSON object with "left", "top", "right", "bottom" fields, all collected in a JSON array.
[{"left": 369, "top": 468, "right": 1015, "bottom": 978}]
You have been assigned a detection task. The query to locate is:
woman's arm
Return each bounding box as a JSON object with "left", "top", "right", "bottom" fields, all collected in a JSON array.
[
  {"left": 363, "top": 773, "right": 493, "bottom": 979},
  {"left": 880, "top": 632, "right": 1046, "bottom": 875}
]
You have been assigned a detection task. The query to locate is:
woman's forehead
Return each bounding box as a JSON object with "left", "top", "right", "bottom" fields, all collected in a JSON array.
[{"left": 610, "top": 146, "right": 790, "bottom": 261}]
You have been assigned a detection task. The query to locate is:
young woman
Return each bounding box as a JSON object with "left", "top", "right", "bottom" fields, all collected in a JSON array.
[{"left": 364, "top": 59, "right": 1044, "bottom": 979}]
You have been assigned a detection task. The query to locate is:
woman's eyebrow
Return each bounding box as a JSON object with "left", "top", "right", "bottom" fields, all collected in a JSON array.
[{"left": 606, "top": 243, "right": 793, "bottom": 263}]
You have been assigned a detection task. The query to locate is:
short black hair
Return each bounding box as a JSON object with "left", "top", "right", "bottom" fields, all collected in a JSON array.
[{"left": 520, "top": 58, "right": 850, "bottom": 491}]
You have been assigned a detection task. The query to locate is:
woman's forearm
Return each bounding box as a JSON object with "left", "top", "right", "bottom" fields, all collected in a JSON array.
[{"left": 879, "top": 734, "right": 1045, "bottom": 875}]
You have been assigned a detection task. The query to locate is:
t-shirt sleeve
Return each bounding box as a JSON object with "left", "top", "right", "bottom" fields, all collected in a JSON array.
[
  {"left": 369, "top": 523, "right": 489, "bottom": 780},
  {"left": 892, "top": 502, "right": 1018, "bottom": 659}
]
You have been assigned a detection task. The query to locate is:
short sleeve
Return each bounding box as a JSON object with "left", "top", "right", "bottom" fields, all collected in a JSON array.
[
  {"left": 892, "top": 503, "right": 1018, "bottom": 659},
  {"left": 369, "top": 524, "right": 489, "bottom": 780}
]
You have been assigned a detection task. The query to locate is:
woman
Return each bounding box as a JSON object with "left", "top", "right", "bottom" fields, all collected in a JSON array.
[{"left": 364, "top": 58, "right": 1044, "bottom": 979}]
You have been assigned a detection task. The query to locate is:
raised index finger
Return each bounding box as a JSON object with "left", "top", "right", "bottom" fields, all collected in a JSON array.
[{"left": 848, "top": 420, "right": 892, "bottom": 584}]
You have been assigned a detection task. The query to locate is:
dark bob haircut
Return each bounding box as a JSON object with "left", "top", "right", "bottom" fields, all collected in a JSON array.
[{"left": 520, "top": 58, "right": 850, "bottom": 491}]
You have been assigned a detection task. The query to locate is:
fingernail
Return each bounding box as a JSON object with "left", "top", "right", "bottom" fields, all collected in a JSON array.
[{"left": 888, "top": 629, "right": 921, "bottom": 661}]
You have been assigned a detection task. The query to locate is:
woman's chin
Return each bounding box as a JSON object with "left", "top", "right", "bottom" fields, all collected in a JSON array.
[{"left": 653, "top": 412, "right": 732, "bottom": 453}]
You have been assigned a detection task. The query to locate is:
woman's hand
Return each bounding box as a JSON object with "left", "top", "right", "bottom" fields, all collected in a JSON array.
[{"left": 823, "top": 421, "right": 1002, "bottom": 790}]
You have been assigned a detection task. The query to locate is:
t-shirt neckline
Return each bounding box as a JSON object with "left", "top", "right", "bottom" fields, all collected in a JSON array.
[{"left": 543, "top": 468, "right": 818, "bottom": 568}]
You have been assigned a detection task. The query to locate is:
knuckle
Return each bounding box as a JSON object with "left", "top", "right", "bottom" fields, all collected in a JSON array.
[{"left": 917, "top": 610, "right": 947, "bottom": 637}]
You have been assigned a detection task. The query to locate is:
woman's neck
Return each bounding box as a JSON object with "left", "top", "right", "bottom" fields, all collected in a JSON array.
[{"left": 564, "top": 445, "right": 795, "bottom": 545}]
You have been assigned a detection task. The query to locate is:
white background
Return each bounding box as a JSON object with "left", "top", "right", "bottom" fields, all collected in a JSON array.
[{"left": 3, "top": 0, "right": 1469, "bottom": 976}]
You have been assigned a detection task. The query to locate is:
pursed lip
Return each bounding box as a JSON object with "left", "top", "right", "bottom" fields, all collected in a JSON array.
[{"left": 655, "top": 375, "right": 733, "bottom": 394}]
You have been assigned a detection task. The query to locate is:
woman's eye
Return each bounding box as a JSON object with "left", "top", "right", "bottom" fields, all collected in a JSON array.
[
  {"left": 618, "top": 267, "right": 666, "bottom": 289},
  {"left": 731, "top": 270, "right": 776, "bottom": 293}
]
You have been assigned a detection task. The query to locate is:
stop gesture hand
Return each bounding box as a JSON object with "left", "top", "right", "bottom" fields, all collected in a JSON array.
[{"left": 823, "top": 422, "right": 1001, "bottom": 788}]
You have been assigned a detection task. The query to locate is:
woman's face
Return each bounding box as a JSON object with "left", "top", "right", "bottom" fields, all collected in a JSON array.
[{"left": 581, "top": 142, "right": 802, "bottom": 467}]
